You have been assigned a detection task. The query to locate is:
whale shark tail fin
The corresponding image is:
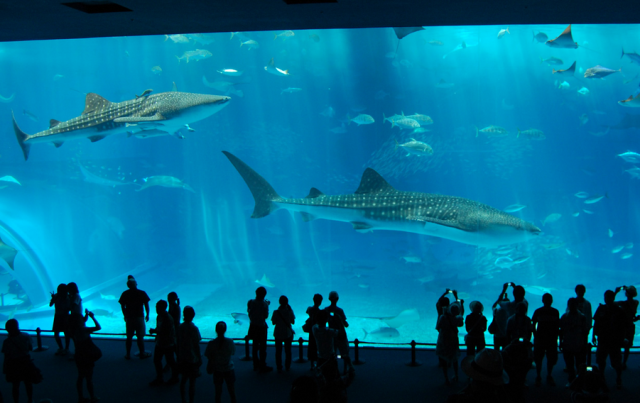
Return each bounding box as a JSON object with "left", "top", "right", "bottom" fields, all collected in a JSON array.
[
  {"left": 11, "top": 111, "right": 31, "bottom": 161},
  {"left": 222, "top": 151, "right": 282, "bottom": 218}
]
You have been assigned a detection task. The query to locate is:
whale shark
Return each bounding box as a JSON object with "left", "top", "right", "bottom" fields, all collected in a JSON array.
[
  {"left": 12, "top": 91, "right": 231, "bottom": 160},
  {"left": 223, "top": 152, "right": 541, "bottom": 247}
]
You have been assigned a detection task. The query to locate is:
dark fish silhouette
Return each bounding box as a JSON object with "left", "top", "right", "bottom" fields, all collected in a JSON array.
[
  {"left": 552, "top": 61, "right": 576, "bottom": 75},
  {"left": 393, "top": 27, "right": 424, "bottom": 40},
  {"left": 546, "top": 25, "right": 578, "bottom": 49},
  {"left": 607, "top": 114, "right": 640, "bottom": 130},
  {"left": 533, "top": 31, "right": 548, "bottom": 43}
]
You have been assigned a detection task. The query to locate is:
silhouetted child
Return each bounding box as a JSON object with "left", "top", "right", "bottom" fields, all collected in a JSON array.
[
  {"left": 178, "top": 306, "right": 202, "bottom": 403},
  {"left": 149, "top": 300, "right": 179, "bottom": 386},
  {"left": 272, "top": 295, "right": 295, "bottom": 373},
  {"left": 305, "top": 293, "right": 323, "bottom": 369},
  {"left": 70, "top": 310, "right": 102, "bottom": 403},
  {"left": 205, "top": 321, "right": 236, "bottom": 403},
  {"left": 593, "top": 290, "right": 625, "bottom": 390},
  {"left": 118, "top": 275, "right": 151, "bottom": 359},
  {"left": 437, "top": 303, "right": 463, "bottom": 385},
  {"left": 324, "top": 291, "right": 354, "bottom": 375},
  {"left": 614, "top": 285, "right": 639, "bottom": 369},
  {"left": 465, "top": 301, "right": 487, "bottom": 356},
  {"left": 560, "top": 298, "right": 588, "bottom": 383},
  {"left": 247, "top": 286, "right": 272, "bottom": 373},
  {"left": 50, "top": 283, "right": 70, "bottom": 356},
  {"left": 2, "top": 319, "right": 35, "bottom": 403},
  {"left": 532, "top": 293, "right": 560, "bottom": 387},
  {"left": 506, "top": 302, "right": 532, "bottom": 343}
]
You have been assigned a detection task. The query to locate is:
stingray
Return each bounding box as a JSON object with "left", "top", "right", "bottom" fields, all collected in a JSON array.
[
  {"left": 619, "top": 93, "right": 640, "bottom": 107},
  {"left": 0, "top": 237, "right": 17, "bottom": 270},
  {"left": 552, "top": 61, "right": 576, "bottom": 76},
  {"left": 359, "top": 308, "right": 420, "bottom": 329},
  {"left": 607, "top": 114, "right": 640, "bottom": 129},
  {"left": 255, "top": 274, "right": 275, "bottom": 288},
  {"left": 392, "top": 27, "right": 424, "bottom": 40},
  {"left": 546, "top": 25, "right": 578, "bottom": 49}
]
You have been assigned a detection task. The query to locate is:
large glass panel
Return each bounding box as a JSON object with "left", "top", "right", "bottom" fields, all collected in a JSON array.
[{"left": 0, "top": 25, "right": 637, "bottom": 345}]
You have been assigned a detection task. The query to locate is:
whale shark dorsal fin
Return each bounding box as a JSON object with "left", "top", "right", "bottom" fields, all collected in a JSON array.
[
  {"left": 83, "top": 93, "right": 112, "bottom": 115},
  {"left": 49, "top": 119, "right": 61, "bottom": 129},
  {"left": 306, "top": 187, "right": 324, "bottom": 198},
  {"left": 355, "top": 168, "right": 395, "bottom": 195}
]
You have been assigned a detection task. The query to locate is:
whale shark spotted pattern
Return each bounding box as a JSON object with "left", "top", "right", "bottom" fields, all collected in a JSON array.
[{"left": 223, "top": 151, "right": 541, "bottom": 247}]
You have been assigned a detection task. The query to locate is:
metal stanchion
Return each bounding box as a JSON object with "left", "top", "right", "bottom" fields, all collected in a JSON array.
[
  {"left": 352, "top": 338, "right": 365, "bottom": 365},
  {"left": 33, "top": 327, "right": 49, "bottom": 352},
  {"left": 294, "top": 337, "right": 307, "bottom": 363},
  {"left": 586, "top": 342, "right": 593, "bottom": 366},
  {"left": 239, "top": 335, "right": 252, "bottom": 361},
  {"left": 405, "top": 340, "right": 422, "bottom": 367}
]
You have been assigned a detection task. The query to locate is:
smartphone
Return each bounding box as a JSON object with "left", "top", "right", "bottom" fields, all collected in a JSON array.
[
  {"left": 447, "top": 290, "right": 453, "bottom": 294},
  {"left": 518, "top": 338, "right": 524, "bottom": 343},
  {"left": 586, "top": 366, "right": 593, "bottom": 372},
  {"left": 330, "top": 312, "right": 334, "bottom": 316}
]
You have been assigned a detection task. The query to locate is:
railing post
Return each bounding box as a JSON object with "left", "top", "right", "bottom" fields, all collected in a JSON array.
[
  {"left": 405, "top": 340, "right": 422, "bottom": 367},
  {"left": 294, "top": 337, "right": 307, "bottom": 363},
  {"left": 33, "top": 327, "right": 49, "bottom": 352},
  {"left": 352, "top": 338, "right": 365, "bottom": 365},
  {"left": 239, "top": 335, "right": 252, "bottom": 361}
]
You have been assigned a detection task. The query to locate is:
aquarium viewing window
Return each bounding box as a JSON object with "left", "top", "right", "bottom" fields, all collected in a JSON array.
[{"left": 0, "top": 24, "right": 637, "bottom": 346}]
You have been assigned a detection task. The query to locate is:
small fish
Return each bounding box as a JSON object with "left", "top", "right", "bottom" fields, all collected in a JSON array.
[
  {"left": 579, "top": 114, "right": 589, "bottom": 125},
  {"left": 621, "top": 253, "right": 633, "bottom": 259},
  {"left": 0, "top": 176, "right": 21, "bottom": 186},
  {"left": 135, "top": 89, "right": 153, "bottom": 99},
  {"left": 264, "top": 58, "right": 290, "bottom": 76},
  {"left": 428, "top": 40, "right": 444, "bottom": 46},
  {"left": 541, "top": 57, "right": 564, "bottom": 66},
  {"left": 100, "top": 292, "right": 118, "bottom": 301},
  {"left": 217, "top": 69, "right": 243, "bottom": 77},
  {"left": 533, "top": 31, "right": 548, "bottom": 43},
  {"left": 136, "top": 176, "right": 195, "bottom": 193},
  {"left": 626, "top": 167, "right": 640, "bottom": 179},
  {"left": 626, "top": 243, "right": 634, "bottom": 249},
  {"left": 151, "top": 66, "right": 162, "bottom": 75},
  {"left": 582, "top": 209, "right": 594, "bottom": 214},
  {"left": 240, "top": 40, "right": 259, "bottom": 50},
  {"left": 53, "top": 74, "right": 64, "bottom": 81},
  {"left": 230, "top": 312, "right": 249, "bottom": 325},
  {"left": 358, "top": 284, "right": 370, "bottom": 289},
  {"left": 435, "top": 79, "right": 455, "bottom": 89},
  {"left": 348, "top": 114, "right": 375, "bottom": 126},
  {"left": 402, "top": 256, "right": 422, "bottom": 263},
  {"left": 395, "top": 139, "right": 433, "bottom": 157},
  {"left": 274, "top": 30, "right": 295, "bottom": 40},
  {"left": 255, "top": 274, "right": 275, "bottom": 288},
  {"left": 517, "top": 128, "right": 545, "bottom": 140},
  {"left": 417, "top": 275, "right": 435, "bottom": 284},
  {"left": 329, "top": 125, "right": 347, "bottom": 134},
  {"left": 495, "top": 257, "right": 514, "bottom": 269},
  {"left": 504, "top": 204, "right": 526, "bottom": 213},
  {"left": 617, "top": 151, "right": 640, "bottom": 163},
  {"left": 406, "top": 114, "right": 433, "bottom": 126},
  {"left": 412, "top": 128, "right": 431, "bottom": 134},
  {"left": 574, "top": 191, "right": 589, "bottom": 198},
  {"left": 609, "top": 229, "right": 614, "bottom": 238},
  {"left": 584, "top": 65, "right": 620, "bottom": 79},
  {"left": 23, "top": 109, "right": 39, "bottom": 122},
  {"left": 572, "top": 211, "right": 580, "bottom": 217},
  {"left": 543, "top": 213, "right": 561, "bottom": 225},
  {"left": 165, "top": 34, "right": 190, "bottom": 43},
  {"left": 176, "top": 49, "right": 212, "bottom": 63},
  {"left": 281, "top": 87, "right": 302, "bottom": 95},
  {"left": 497, "top": 27, "right": 510, "bottom": 39},
  {"left": 612, "top": 246, "right": 625, "bottom": 254},
  {"left": 621, "top": 49, "right": 640, "bottom": 65},
  {"left": 558, "top": 81, "right": 570, "bottom": 90},
  {"left": 512, "top": 256, "right": 531, "bottom": 264},
  {"left": 320, "top": 106, "right": 335, "bottom": 118},
  {"left": 584, "top": 194, "right": 606, "bottom": 204},
  {"left": 475, "top": 125, "right": 508, "bottom": 137},
  {"left": 577, "top": 87, "right": 589, "bottom": 96}
]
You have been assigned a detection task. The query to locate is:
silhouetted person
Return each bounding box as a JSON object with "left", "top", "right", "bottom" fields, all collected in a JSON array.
[
  {"left": 494, "top": 283, "right": 528, "bottom": 349},
  {"left": 436, "top": 289, "right": 453, "bottom": 328},
  {"left": 149, "top": 300, "right": 179, "bottom": 386},
  {"left": 49, "top": 283, "right": 70, "bottom": 356},
  {"left": 272, "top": 295, "right": 295, "bottom": 373},
  {"left": 205, "top": 321, "right": 236, "bottom": 403},
  {"left": 305, "top": 294, "right": 323, "bottom": 369},
  {"left": 592, "top": 290, "right": 625, "bottom": 389},
  {"left": 2, "top": 319, "right": 34, "bottom": 403},
  {"left": 247, "top": 286, "right": 272, "bottom": 373},
  {"left": 569, "top": 365, "right": 609, "bottom": 402},
  {"left": 490, "top": 293, "right": 510, "bottom": 350},
  {"left": 437, "top": 303, "right": 463, "bottom": 385},
  {"left": 573, "top": 284, "right": 593, "bottom": 366},
  {"left": 614, "top": 285, "right": 639, "bottom": 369},
  {"left": 70, "top": 310, "right": 102, "bottom": 403},
  {"left": 177, "top": 306, "right": 201, "bottom": 403},
  {"left": 312, "top": 310, "right": 339, "bottom": 383},
  {"left": 506, "top": 302, "right": 532, "bottom": 343},
  {"left": 532, "top": 293, "right": 560, "bottom": 387},
  {"left": 446, "top": 348, "right": 509, "bottom": 403},
  {"left": 324, "top": 291, "right": 354, "bottom": 375},
  {"left": 465, "top": 301, "right": 486, "bottom": 356},
  {"left": 560, "top": 298, "right": 588, "bottom": 384},
  {"left": 502, "top": 339, "right": 533, "bottom": 402},
  {"left": 168, "top": 292, "right": 181, "bottom": 338},
  {"left": 118, "top": 275, "right": 151, "bottom": 359},
  {"left": 67, "top": 282, "right": 83, "bottom": 317}
]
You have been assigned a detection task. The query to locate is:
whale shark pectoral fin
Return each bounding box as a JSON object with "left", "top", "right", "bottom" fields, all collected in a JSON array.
[
  {"left": 52, "top": 141, "right": 64, "bottom": 148},
  {"left": 114, "top": 113, "right": 166, "bottom": 123},
  {"left": 88, "top": 135, "right": 107, "bottom": 143},
  {"left": 351, "top": 222, "right": 373, "bottom": 233},
  {"left": 355, "top": 168, "right": 396, "bottom": 195},
  {"left": 305, "top": 187, "right": 324, "bottom": 198},
  {"left": 300, "top": 212, "right": 317, "bottom": 222}
]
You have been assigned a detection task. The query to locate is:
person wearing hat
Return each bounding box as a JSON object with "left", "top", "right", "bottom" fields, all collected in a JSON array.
[
  {"left": 447, "top": 348, "right": 509, "bottom": 402},
  {"left": 119, "top": 275, "right": 151, "bottom": 359},
  {"left": 465, "top": 301, "right": 487, "bottom": 356}
]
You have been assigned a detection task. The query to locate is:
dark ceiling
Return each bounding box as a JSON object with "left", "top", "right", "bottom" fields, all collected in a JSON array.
[{"left": 0, "top": 0, "right": 636, "bottom": 43}]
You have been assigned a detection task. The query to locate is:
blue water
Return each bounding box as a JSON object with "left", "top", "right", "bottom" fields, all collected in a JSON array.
[{"left": 0, "top": 25, "right": 637, "bottom": 344}]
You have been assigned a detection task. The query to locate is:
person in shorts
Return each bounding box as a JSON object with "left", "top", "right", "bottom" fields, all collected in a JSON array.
[
  {"left": 205, "top": 321, "right": 236, "bottom": 403},
  {"left": 118, "top": 275, "right": 151, "bottom": 359},
  {"left": 324, "top": 291, "right": 354, "bottom": 375}
]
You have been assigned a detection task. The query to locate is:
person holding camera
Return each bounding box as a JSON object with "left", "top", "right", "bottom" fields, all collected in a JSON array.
[
  {"left": 436, "top": 294, "right": 464, "bottom": 385},
  {"left": 248, "top": 286, "right": 272, "bottom": 373},
  {"left": 614, "top": 285, "right": 639, "bottom": 370}
]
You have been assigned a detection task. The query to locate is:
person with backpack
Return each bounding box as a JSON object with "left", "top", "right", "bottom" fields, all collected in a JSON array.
[{"left": 205, "top": 321, "right": 236, "bottom": 403}]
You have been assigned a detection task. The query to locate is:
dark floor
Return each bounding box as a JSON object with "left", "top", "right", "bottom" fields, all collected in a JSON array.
[{"left": 0, "top": 335, "right": 638, "bottom": 403}]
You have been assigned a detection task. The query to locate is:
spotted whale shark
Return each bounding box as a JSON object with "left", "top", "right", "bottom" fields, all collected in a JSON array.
[
  {"left": 12, "top": 91, "right": 231, "bottom": 160},
  {"left": 223, "top": 152, "right": 541, "bottom": 247}
]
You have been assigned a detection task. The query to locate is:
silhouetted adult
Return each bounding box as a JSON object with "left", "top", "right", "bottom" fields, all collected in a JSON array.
[
  {"left": 560, "top": 298, "right": 588, "bottom": 383},
  {"left": 247, "top": 286, "right": 272, "bottom": 373},
  {"left": 506, "top": 302, "right": 532, "bottom": 344},
  {"left": 614, "top": 285, "right": 639, "bottom": 369},
  {"left": 490, "top": 293, "right": 510, "bottom": 350},
  {"left": 67, "top": 282, "right": 83, "bottom": 317},
  {"left": 312, "top": 310, "right": 339, "bottom": 382},
  {"left": 205, "top": 321, "right": 236, "bottom": 403},
  {"left": 49, "top": 283, "right": 70, "bottom": 356},
  {"left": 149, "top": 300, "right": 179, "bottom": 386},
  {"left": 168, "top": 292, "right": 181, "bottom": 338},
  {"left": 573, "top": 284, "right": 593, "bottom": 365},
  {"left": 118, "top": 275, "right": 151, "bottom": 359},
  {"left": 592, "top": 290, "right": 625, "bottom": 389},
  {"left": 324, "top": 291, "right": 354, "bottom": 375},
  {"left": 304, "top": 294, "right": 323, "bottom": 369},
  {"left": 494, "top": 283, "right": 528, "bottom": 348},
  {"left": 437, "top": 303, "right": 463, "bottom": 385},
  {"left": 532, "top": 293, "right": 560, "bottom": 387},
  {"left": 436, "top": 289, "right": 453, "bottom": 328},
  {"left": 70, "top": 310, "right": 102, "bottom": 403},
  {"left": 2, "top": 319, "right": 35, "bottom": 403},
  {"left": 465, "top": 301, "right": 487, "bottom": 356},
  {"left": 272, "top": 295, "right": 295, "bottom": 373},
  {"left": 177, "top": 306, "right": 202, "bottom": 403},
  {"left": 446, "top": 348, "right": 509, "bottom": 403},
  {"left": 502, "top": 339, "right": 533, "bottom": 402}
]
